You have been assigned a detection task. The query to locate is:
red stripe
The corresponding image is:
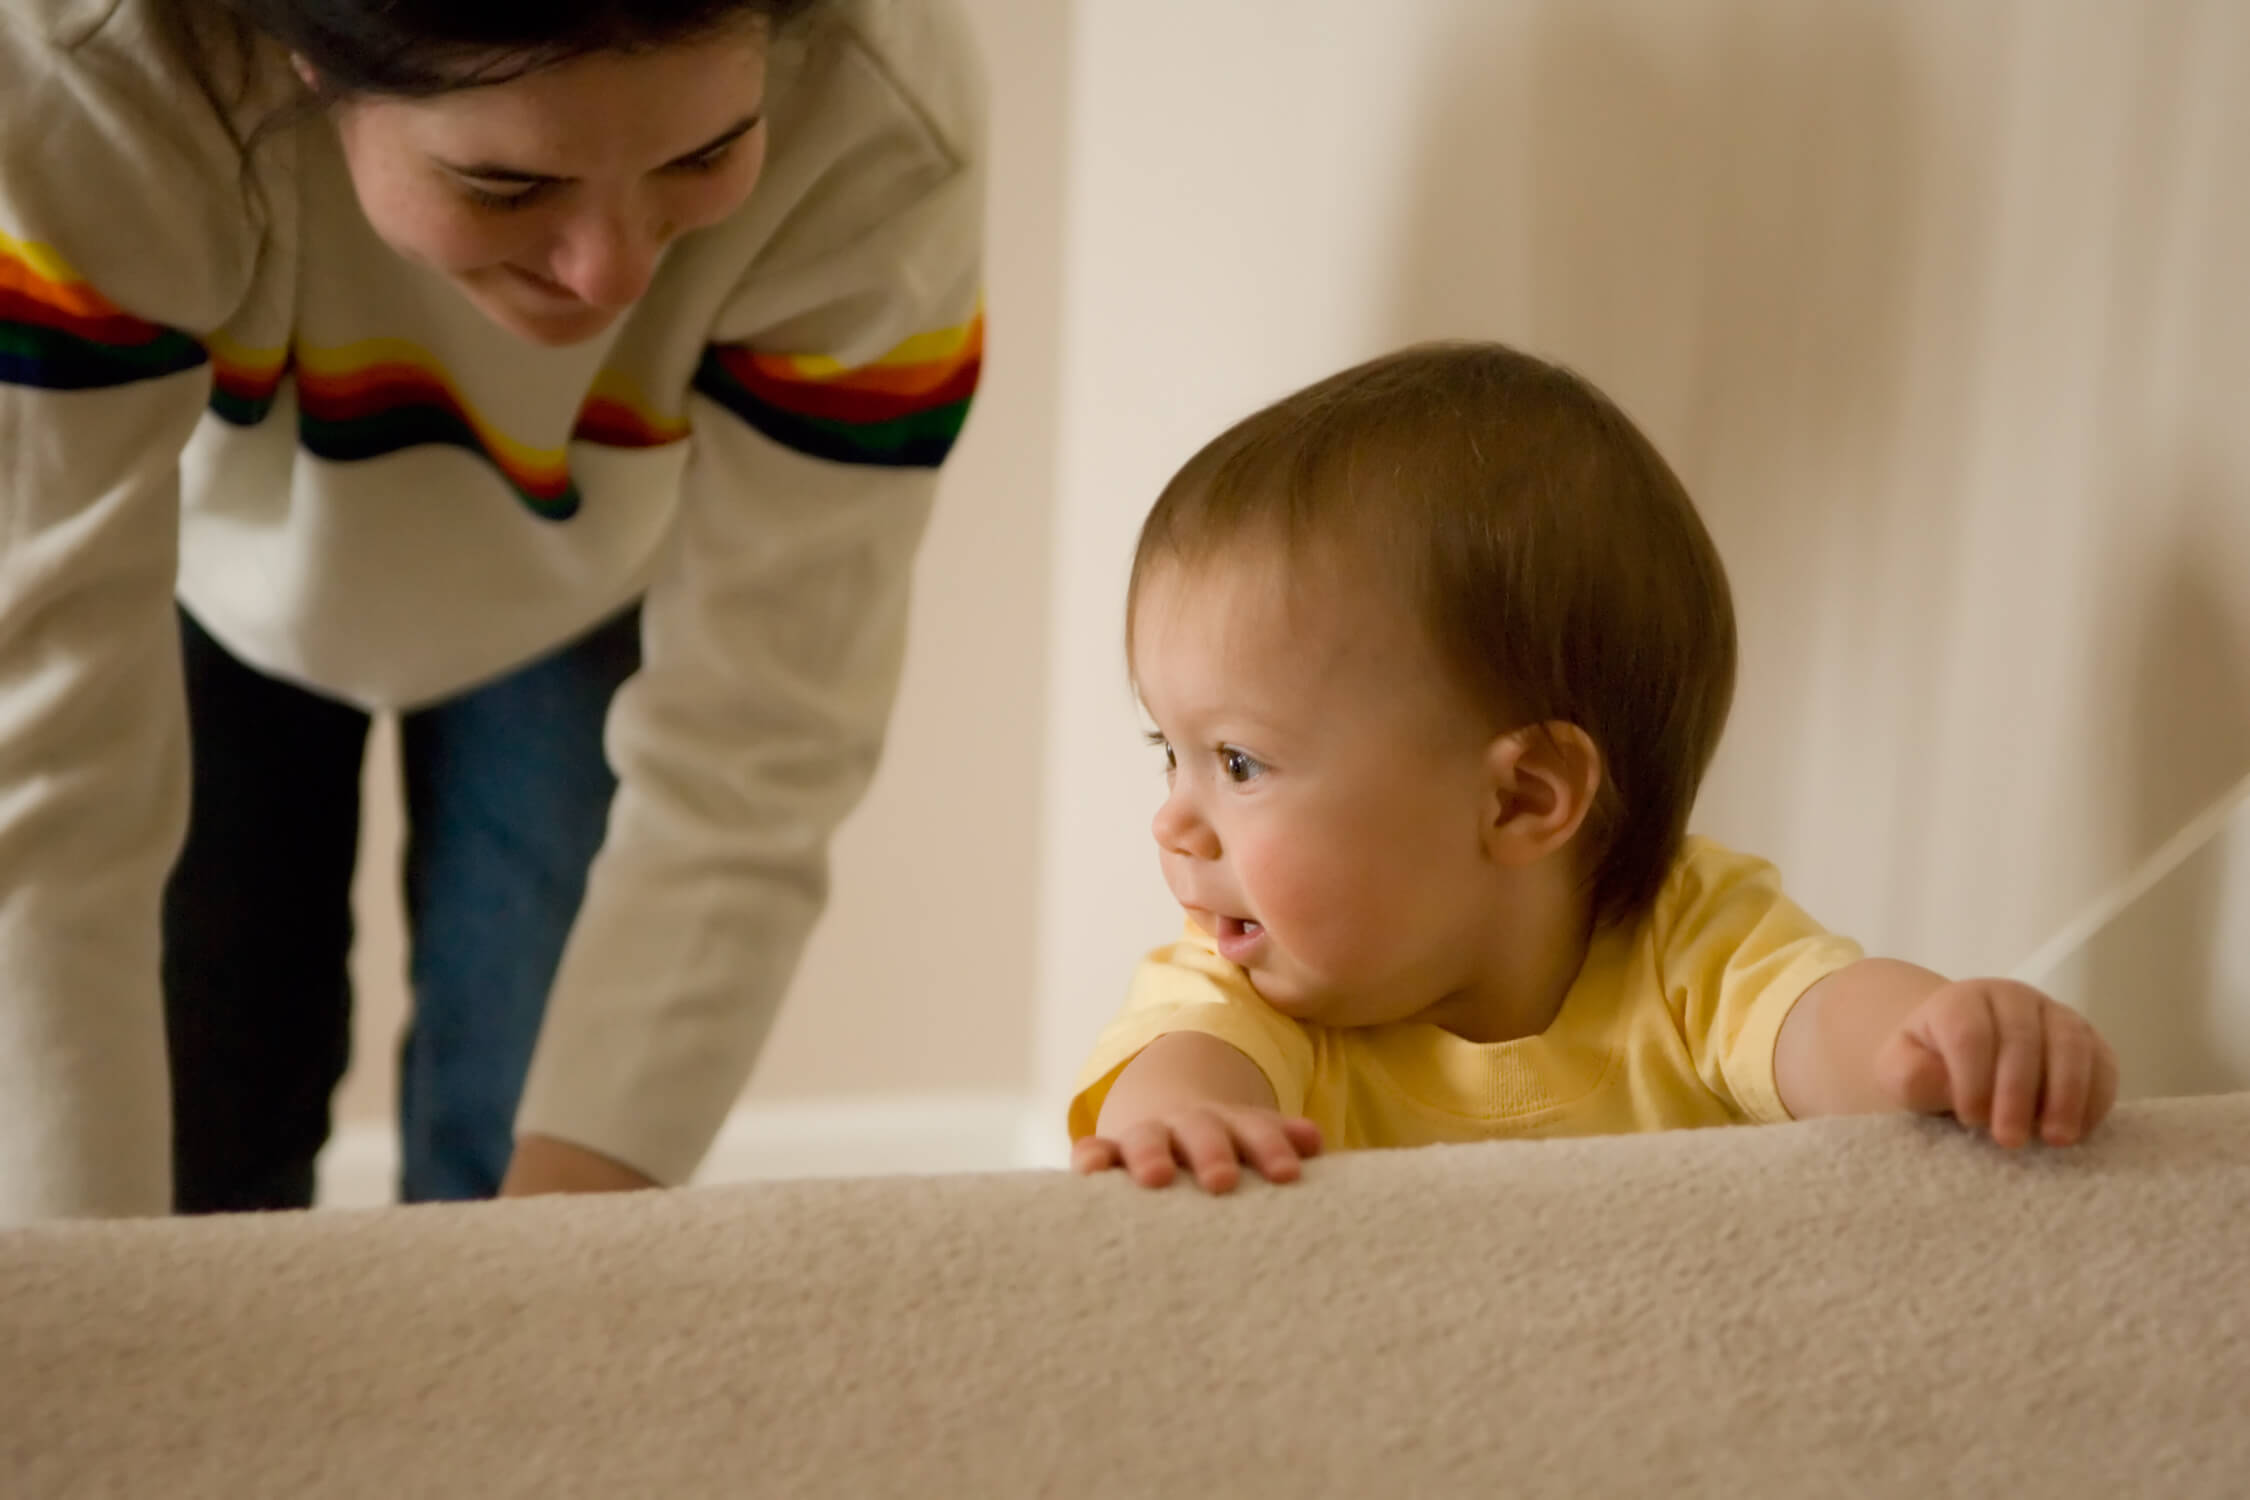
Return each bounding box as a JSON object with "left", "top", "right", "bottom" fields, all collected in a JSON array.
[
  {"left": 297, "top": 364, "right": 459, "bottom": 422},
  {"left": 574, "top": 396, "right": 685, "bottom": 449},
  {"left": 211, "top": 358, "right": 287, "bottom": 400},
  {"left": 742, "top": 319, "right": 987, "bottom": 399},
  {"left": 296, "top": 361, "right": 574, "bottom": 500},
  {"left": 714, "top": 348, "right": 983, "bottom": 426},
  {"left": 0, "top": 285, "right": 173, "bottom": 348}
]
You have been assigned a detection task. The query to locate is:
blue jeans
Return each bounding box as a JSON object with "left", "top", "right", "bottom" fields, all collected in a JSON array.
[{"left": 161, "top": 606, "right": 639, "bottom": 1210}]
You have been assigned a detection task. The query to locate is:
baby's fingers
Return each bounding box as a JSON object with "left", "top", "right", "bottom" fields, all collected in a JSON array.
[
  {"left": 1172, "top": 1111, "right": 1245, "bottom": 1194},
  {"left": 2087, "top": 1038, "right": 2120, "bottom": 1133},
  {"left": 1116, "top": 1121, "right": 1181, "bottom": 1188},
  {"left": 1985, "top": 986, "right": 2048, "bottom": 1148},
  {"left": 1070, "top": 1136, "right": 1122, "bottom": 1175},
  {"left": 1225, "top": 1111, "right": 1309, "bottom": 1185},
  {"left": 2038, "top": 1008, "right": 2097, "bottom": 1146},
  {"left": 1916, "top": 989, "right": 1998, "bottom": 1129},
  {"left": 1876, "top": 1030, "right": 1955, "bottom": 1116}
]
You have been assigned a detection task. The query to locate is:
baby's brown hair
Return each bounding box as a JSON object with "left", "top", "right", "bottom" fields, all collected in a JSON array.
[{"left": 1128, "top": 341, "right": 1736, "bottom": 929}]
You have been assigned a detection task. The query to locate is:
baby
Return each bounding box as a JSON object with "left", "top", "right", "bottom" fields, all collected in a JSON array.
[{"left": 1070, "top": 342, "right": 2118, "bottom": 1193}]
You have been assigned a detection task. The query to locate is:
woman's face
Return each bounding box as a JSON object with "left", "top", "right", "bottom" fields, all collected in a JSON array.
[{"left": 324, "top": 27, "right": 771, "bottom": 346}]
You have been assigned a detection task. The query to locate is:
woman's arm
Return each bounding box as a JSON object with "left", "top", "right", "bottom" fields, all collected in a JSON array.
[
  {"left": 0, "top": 355, "right": 203, "bottom": 1222},
  {"left": 0, "top": 12, "right": 258, "bottom": 1222},
  {"left": 508, "top": 9, "right": 991, "bottom": 1191},
  {"left": 500, "top": 1134, "right": 658, "bottom": 1195}
]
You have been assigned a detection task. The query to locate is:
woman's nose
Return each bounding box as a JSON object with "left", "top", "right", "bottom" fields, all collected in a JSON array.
[{"left": 549, "top": 208, "right": 664, "bottom": 310}]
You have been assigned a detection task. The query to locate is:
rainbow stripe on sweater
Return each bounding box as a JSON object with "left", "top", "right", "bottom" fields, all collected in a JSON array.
[
  {"left": 0, "top": 233, "right": 208, "bottom": 390},
  {"left": 200, "top": 338, "right": 693, "bottom": 522},
  {"left": 299, "top": 340, "right": 586, "bottom": 518},
  {"left": 693, "top": 310, "right": 982, "bottom": 468},
  {"left": 4, "top": 234, "right": 980, "bottom": 516},
  {"left": 207, "top": 334, "right": 289, "bottom": 427}
]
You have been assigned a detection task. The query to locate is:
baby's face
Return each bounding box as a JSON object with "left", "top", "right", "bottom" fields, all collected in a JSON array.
[{"left": 1130, "top": 554, "right": 1507, "bottom": 1026}]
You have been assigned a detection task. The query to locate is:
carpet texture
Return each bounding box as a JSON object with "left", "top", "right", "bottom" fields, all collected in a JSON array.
[{"left": 4, "top": 1096, "right": 2247, "bottom": 1497}]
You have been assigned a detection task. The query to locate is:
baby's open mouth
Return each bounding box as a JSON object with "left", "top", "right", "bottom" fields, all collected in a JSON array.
[{"left": 1212, "top": 915, "right": 1266, "bottom": 962}]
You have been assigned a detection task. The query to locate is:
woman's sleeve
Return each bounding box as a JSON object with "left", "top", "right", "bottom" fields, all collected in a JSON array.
[
  {"left": 514, "top": 7, "right": 988, "bottom": 1184},
  {"left": 0, "top": 5, "right": 258, "bottom": 1221}
]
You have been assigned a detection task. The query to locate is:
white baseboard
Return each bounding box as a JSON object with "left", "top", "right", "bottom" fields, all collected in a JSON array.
[
  {"left": 314, "top": 1091, "right": 1043, "bottom": 1209},
  {"left": 314, "top": 1125, "right": 405, "bottom": 1210},
  {"left": 693, "top": 1091, "right": 1040, "bottom": 1185},
  {"left": 1015, "top": 1093, "right": 1075, "bottom": 1170}
]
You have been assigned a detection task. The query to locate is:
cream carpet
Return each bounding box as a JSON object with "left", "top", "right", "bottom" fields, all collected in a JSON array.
[{"left": 5, "top": 1096, "right": 2246, "bottom": 1497}]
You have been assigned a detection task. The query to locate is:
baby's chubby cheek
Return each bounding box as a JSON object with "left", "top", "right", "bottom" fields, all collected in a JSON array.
[
  {"left": 1286, "top": 866, "right": 1449, "bottom": 992},
  {"left": 1251, "top": 870, "right": 1372, "bottom": 975}
]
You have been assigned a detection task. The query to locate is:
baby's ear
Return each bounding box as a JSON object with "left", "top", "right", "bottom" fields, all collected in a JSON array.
[{"left": 1481, "top": 722, "right": 1603, "bottom": 866}]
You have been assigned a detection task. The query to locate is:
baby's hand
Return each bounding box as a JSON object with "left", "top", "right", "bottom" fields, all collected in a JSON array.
[
  {"left": 1071, "top": 1105, "right": 1323, "bottom": 1194},
  {"left": 1875, "top": 978, "right": 2119, "bottom": 1148}
]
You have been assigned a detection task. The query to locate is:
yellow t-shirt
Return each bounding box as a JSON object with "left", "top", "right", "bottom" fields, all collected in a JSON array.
[{"left": 1069, "top": 839, "right": 1864, "bottom": 1148}]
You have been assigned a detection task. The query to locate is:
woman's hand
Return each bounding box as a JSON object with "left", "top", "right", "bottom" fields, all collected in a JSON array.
[
  {"left": 1073, "top": 1105, "right": 1323, "bottom": 1194},
  {"left": 499, "top": 1133, "right": 660, "bottom": 1196},
  {"left": 1876, "top": 978, "right": 2119, "bottom": 1148}
]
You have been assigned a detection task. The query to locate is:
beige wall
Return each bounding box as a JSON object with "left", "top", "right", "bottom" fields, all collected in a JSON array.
[
  {"left": 1030, "top": 0, "right": 2250, "bottom": 1120},
  {"left": 337, "top": 0, "right": 1068, "bottom": 1125}
]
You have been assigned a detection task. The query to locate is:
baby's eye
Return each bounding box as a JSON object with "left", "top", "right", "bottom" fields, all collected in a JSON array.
[
  {"left": 1144, "top": 733, "right": 1176, "bottom": 775},
  {"left": 1219, "top": 747, "right": 1264, "bottom": 783}
]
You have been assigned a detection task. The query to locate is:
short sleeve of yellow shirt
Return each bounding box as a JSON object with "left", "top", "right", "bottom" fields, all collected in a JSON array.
[{"left": 1067, "top": 839, "right": 1864, "bottom": 1149}]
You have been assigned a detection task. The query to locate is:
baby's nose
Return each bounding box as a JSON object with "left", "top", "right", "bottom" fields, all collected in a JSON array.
[{"left": 1151, "top": 792, "right": 1219, "bottom": 859}]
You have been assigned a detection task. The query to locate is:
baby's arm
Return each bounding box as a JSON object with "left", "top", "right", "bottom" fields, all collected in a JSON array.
[
  {"left": 1774, "top": 959, "right": 2119, "bottom": 1147},
  {"left": 1071, "top": 1032, "right": 1323, "bottom": 1194}
]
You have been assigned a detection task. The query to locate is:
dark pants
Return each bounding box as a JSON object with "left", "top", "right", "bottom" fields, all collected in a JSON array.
[{"left": 161, "top": 606, "right": 640, "bottom": 1211}]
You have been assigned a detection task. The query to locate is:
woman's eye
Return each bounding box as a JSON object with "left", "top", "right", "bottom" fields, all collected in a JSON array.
[
  {"left": 673, "top": 143, "right": 735, "bottom": 175},
  {"left": 463, "top": 181, "right": 544, "bottom": 212},
  {"left": 1220, "top": 748, "right": 1263, "bottom": 783}
]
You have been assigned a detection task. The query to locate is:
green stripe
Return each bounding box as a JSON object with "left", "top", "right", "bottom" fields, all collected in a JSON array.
[
  {"left": 298, "top": 407, "right": 580, "bottom": 521},
  {"left": 0, "top": 321, "right": 207, "bottom": 390},
  {"left": 209, "top": 383, "right": 279, "bottom": 427}
]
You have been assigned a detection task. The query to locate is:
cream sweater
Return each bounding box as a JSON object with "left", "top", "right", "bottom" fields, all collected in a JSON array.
[{"left": 0, "top": 0, "right": 985, "bottom": 1219}]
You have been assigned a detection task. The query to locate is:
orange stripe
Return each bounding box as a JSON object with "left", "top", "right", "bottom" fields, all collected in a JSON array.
[
  {"left": 742, "top": 315, "right": 985, "bottom": 399},
  {"left": 0, "top": 249, "right": 122, "bottom": 323}
]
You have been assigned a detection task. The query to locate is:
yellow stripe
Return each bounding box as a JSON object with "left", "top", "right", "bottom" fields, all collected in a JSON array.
[
  {"left": 584, "top": 366, "right": 690, "bottom": 440},
  {"left": 295, "top": 337, "right": 568, "bottom": 480},
  {"left": 766, "top": 306, "right": 984, "bottom": 381},
  {"left": 293, "top": 336, "right": 449, "bottom": 381},
  {"left": 0, "top": 229, "right": 86, "bottom": 287},
  {"left": 205, "top": 329, "right": 288, "bottom": 377}
]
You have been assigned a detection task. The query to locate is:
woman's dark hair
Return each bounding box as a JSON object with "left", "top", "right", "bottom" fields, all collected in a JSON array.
[{"left": 160, "top": 0, "right": 825, "bottom": 139}]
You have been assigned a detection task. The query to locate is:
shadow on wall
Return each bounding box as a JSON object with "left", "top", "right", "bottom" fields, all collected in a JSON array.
[
  {"left": 2069, "top": 495, "right": 2250, "bottom": 1097},
  {"left": 2059, "top": 5, "right": 2250, "bottom": 1095},
  {"left": 1382, "top": 0, "right": 1966, "bottom": 911}
]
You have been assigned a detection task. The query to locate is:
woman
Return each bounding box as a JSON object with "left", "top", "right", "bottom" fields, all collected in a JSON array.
[{"left": 0, "top": 0, "right": 983, "bottom": 1218}]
